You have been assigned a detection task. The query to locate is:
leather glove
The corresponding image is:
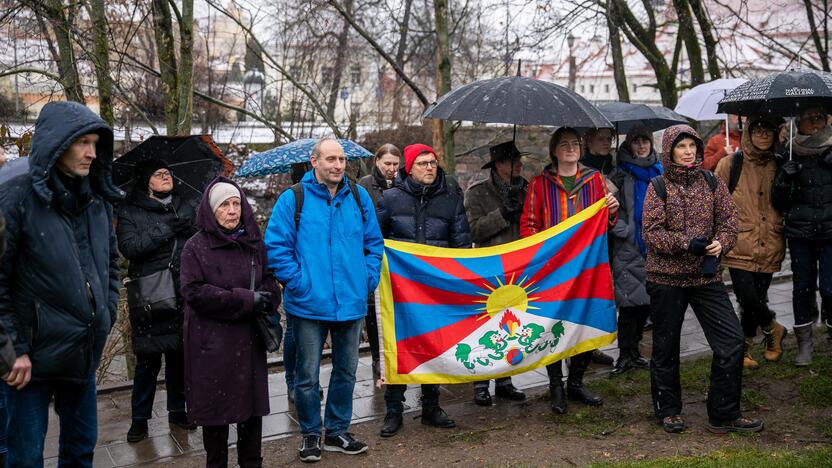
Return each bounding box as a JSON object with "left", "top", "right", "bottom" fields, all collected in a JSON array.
[
  {"left": 253, "top": 292, "right": 274, "bottom": 315},
  {"left": 781, "top": 160, "right": 802, "bottom": 177},
  {"left": 688, "top": 237, "right": 709, "bottom": 256},
  {"left": 168, "top": 218, "right": 194, "bottom": 235}
]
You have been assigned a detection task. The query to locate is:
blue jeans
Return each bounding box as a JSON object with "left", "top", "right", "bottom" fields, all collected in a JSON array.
[
  {"left": 6, "top": 375, "right": 98, "bottom": 468},
  {"left": 283, "top": 314, "right": 296, "bottom": 395},
  {"left": 293, "top": 315, "right": 363, "bottom": 437},
  {"left": 789, "top": 238, "right": 832, "bottom": 326}
]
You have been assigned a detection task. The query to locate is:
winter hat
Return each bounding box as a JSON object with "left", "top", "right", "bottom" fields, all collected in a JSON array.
[
  {"left": 403, "top": 144, "right": 436, "bottom": 174},
  {"left": 482, "top": 141, "right": 524, "bottom": 169},
  {"left": 208, "top": 182, "right": 241, "bottom": 213},
  {"left": 134, "top": 158, "right": 170, "bottom": 192}
]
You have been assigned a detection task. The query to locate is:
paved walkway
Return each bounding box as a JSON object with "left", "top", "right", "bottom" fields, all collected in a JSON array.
[{"left": 42, "top": 281, "right": 801, "bottom": 467}]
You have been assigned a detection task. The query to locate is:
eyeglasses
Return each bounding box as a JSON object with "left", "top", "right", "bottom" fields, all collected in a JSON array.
[
  {"left": 413, "top": 160, "right": 438, "bottom": 168},
  {"left": 557, "top": 141, "right": 581, "bottom": 150},
  {"left": 152, "top": 170, "right": 172, "bottom": 179},
  {"left": 750, "top": 127, "right": 775, "bottom": 136}
]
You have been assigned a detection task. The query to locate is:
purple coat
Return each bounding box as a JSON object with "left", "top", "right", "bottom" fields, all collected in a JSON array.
[{"left": 179, "top": 177, "right": 280, "bottom": 426}]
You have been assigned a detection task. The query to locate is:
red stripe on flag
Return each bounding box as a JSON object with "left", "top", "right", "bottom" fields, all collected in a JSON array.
[
  {"left": 390, "top": 272, "right": 484, "bottom": 305},
  {"left": 531, "top": 263, "right": 614, "bottom": 302},
  {"left": 396, "top": 312, "right": 488, "bottom": 374},
  {"left": 500, "top": 241, "right": 544, "bottom": 284},
  {"left": 412, "top": 256, "right": 495, "bottom": 291},
  {"left": 526, "top": 210, "right": 607, "bottom": 286}
]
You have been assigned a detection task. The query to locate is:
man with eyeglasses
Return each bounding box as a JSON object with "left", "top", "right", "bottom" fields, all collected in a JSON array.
[
  {"left": 773, "top": 106, "right": 832, "bottom": 366},
  {"left": 375, "top": 144, "right": 471, "bottom": 437}
]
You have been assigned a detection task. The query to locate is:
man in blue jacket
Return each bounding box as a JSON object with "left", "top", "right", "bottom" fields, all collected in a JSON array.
[
  {"left": 265, "top": 138, "right": 384, "bottom": 463},
  {"left": 0, "top": 101, "right": 124, "bottom": 466}
]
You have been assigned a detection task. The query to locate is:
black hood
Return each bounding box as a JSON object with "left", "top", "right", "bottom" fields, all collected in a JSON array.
[{"left": 28, "top": 101, "right": 125, "bottom": 204}]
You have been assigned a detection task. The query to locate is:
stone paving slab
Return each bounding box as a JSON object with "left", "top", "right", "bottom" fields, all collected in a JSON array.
[{"left": 41, "top": 282, "right": 805, "bottom": 466}]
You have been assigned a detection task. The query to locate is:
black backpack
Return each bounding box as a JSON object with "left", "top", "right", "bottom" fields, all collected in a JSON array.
[
  {"left": 287, "top": 179, "right": 366, "bottom": 229},
  {"left": 650, "top": 170, "right": 718, "bottom": 201},
  {"left": 725, "top": 152, "right": 787, "bottom": 194}
]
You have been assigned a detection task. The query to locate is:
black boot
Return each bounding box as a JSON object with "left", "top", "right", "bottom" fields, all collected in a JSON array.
[
  {"left": 380, "top": 412, "right": 403, "bottom": 437},
  {"left": 494, "top": 384, "right": 526, "bottom": 401},
  {"left": 473, "top": 386, "right": 493, "bottom": 406},
  {"left": 567, "top": 353, "right": 603, "bottom": 406},
  {"left": 169, "top": 411, "right": 197, "bottom": 430},
  {"left": 549, "top": 383, "right": 567, "bottom": 414},
  {"left": 421, "top": 406, "right": 456, "bottom": 428},
  {"left": 590, "top": 349, "right": 614, "bottom": 365},
  {"left": 127, "top": 419, "right": 149, "bottom": 443},
  {"left": 610, "top": 352, "right": 635, "bottom": 376},
  {"left": 630, "top": 349, "right": 649, "bottom": 368}
]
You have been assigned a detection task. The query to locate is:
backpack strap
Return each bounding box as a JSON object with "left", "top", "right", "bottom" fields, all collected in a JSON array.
[
  {"left": 701, "top": 169, "right": 718, "bottom": 193},
  {"left": 650, "top": 175, "right": 667, "bottom": 201},
  {"left": 727, "top": 153, "right": 744, "bottom": 194},
  {"left": 348, "top": 179, "right": 366, "bottom": 225},
  {"left": 291, "top": 183, "right": 304, "bottom": 229}
]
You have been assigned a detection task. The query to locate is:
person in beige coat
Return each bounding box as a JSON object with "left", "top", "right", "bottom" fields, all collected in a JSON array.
[{"left": 714, "top": 117, "right": 787, "bottom": 369}]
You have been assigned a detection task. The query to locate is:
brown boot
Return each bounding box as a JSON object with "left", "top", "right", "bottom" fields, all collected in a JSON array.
[
  {"left": 743, "top": 338, "right": 759, "bottom": 369},
  {"left": 762, "top": 321, "right": 787, "bottom": 362}
]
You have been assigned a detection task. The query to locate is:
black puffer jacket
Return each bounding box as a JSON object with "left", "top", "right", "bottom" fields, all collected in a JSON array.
[
  {"left": 772, "top": 147, "right": 832, "bottom": 240},
  {"left": 0, "top": 211, "right": 15, "bottom": 376},
  {"left": 358, "top": 165, "right": 397, "bottom": 207},
  {"left": 0, "top": 101, "right": 125, "bottom": 383},
  {"left": 376, "top": 168, "right": 471, "bottom": 247},
  {"left": 117, "top": 191, "right": 197, "bottom": 354}
]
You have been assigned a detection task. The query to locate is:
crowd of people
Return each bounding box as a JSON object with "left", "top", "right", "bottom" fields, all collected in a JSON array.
[{"left": 0, "top": 100, "right": 830, "bottom": 466}]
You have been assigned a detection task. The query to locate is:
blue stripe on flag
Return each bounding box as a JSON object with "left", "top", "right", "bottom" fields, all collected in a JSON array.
[
  {"left": 385, "top": 248, "right": 496, "bottom": 295},
  {"left": 527, "top": 235, "right": 608, "bottom": 292},
  {"left": 516, "top": 223, "right": 582, "bottom": 280},
  {"left": 524, "top": 298, "right": 617, "bottom": 332},
  {"left": 394, "top": 303, "right": 484, "bottom": 341}
]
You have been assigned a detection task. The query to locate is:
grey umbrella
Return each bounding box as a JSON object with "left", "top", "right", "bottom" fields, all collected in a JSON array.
[
  {"left": 597, "top": 102, "right": 688, "bottom": 133},
  {"left": 420, "top": 76, "right": 612, "bottom": 129}
]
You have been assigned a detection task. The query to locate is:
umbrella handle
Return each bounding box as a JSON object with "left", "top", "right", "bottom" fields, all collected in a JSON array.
[{"left": 725, "top": 115, "right": 730, "bottom": 150}]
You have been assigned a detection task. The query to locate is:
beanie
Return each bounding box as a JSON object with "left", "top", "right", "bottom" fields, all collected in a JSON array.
[
  {"left": 208, "top": 182, "right": 240, "bottom": 213},
  {"left": 403, "top": 144, "right": 436, "bottom": 174},
  {"left": 134, "top": 158, "right": 170, "bottom": 193}
]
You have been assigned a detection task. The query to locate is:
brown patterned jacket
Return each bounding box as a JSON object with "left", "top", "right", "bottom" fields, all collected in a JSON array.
[{"left": 642, "top": 125, "right": 739, "bottom": 287}]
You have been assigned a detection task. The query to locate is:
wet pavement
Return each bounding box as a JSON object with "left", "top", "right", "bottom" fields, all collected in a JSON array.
[{"left": 42, "top": 280, "right": 803, "bottom": 467}]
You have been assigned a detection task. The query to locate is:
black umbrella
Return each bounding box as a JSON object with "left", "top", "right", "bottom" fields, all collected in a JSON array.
[
  {"left": 113, "top": 135, "right": 233, "bottom": 199},
  {"left": 597, "top": 102, "right": 688, "bottom": 133},
  {"left": 421, "top": 76, "right": 612, "bottom": 129},
  {"left": 717, "top": 69, "right": 832, "bottom": 116}
]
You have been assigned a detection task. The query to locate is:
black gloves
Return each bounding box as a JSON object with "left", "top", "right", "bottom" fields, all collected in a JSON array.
[
  {"left": 499, "top": 185, "right": 524, "bottom": 221},
  {"left": 781, "top": 160, "right": 802, "bottom": 177},
  {"left": 253, "top": 292, "right": 274, "bottom": 315},
  {"left": 168, "top": 218, "right": 194, "bottom": 235},
  {"left": 702, "top": 256, "right": 718, "bottom": 277},
  {"left": 688, "top": 237, "right": 709, "bottom": 256}
]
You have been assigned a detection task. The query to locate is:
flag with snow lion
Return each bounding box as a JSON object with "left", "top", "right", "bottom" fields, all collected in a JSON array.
[{"left": 377, "top": 199, "right": 617, "bottom": 384}]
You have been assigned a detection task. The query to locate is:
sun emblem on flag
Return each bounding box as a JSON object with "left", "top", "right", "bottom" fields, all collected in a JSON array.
[{"left": 474, "top": 273, "right": 541, "bottom": 318}]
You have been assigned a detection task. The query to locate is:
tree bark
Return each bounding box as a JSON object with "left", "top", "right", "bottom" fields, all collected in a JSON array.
[
  {"left": 607, "top": 1, "right": 629, "bottom": 102},
  {"left": 391, "top": 0, "right": 414, "bottom": 126},
  {"left": 36, "top": 0, "right": 84, "bottom": 103},
  {"left": 803, "top": 0, "right": 831, "bottom": 71},
  {"left": 326, "top": 0, "right": 353, "bottom": 122},
  {"left": 176, "top": 0, "right": 194, "bottom": 134},
  {"left": 87, "top": 0, "right": 113, "bottom": 125},
  {"left": 151, "top": 0, "right": 179, "bottom": 135},
  {"left": 673, "top": 0, "right": 704, "bottom": 86},
  {"left": 433, "top": 0, "right": 454, "bottom": 173},
  {"left": 688, "top": 0, "right": 722, "bottom": 79}
]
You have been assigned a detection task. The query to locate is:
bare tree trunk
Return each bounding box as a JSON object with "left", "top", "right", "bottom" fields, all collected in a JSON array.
[
  {"left": 327, "top": 0, "right": 353, "bottom": 122},
  {"left": 176, "top": 0, "right": 195, "bottom": 134},
  {"left": 688, "top": 0, "right": 722, "bottom": 79},
  {"left": 433, "top": 0, "right": 454, "bottom": 173},
  {"left": 391, "top": 0, "right": 414, "bottom": 126},
  {"left": 151, "top": 0, "right": 179, "bottom": 135},
  {"left": 803, "top": 0, "right": 831, "bottom": 71},
  {"left": 34, "top": 0, "right": 84, "bottom": 102},
  {"left": 674, "top": 0, "right": 704, "bottom": 86},
  {"left": 607, "top": 1, "right": 629, "bottom": 102},
  {"left": 87, "top": 0, "right": 113, "bottom": 124}
]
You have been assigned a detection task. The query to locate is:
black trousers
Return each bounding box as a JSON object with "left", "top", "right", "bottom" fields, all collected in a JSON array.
[
  {"left": 385, "top": 384, "right": 439, "bottom": 414},
  {"left": 789, "top": 237, "right": 832, "bottom": 326},
  {"left": 203, "top": 416, "right": 263, "bottom": 468},
  {"left": 647, "top": 281, "right": 743, "bottom": 421},
  {"left": 131, "top": 350, "right": 186, "bottom": 421},
  {"left": 366, "top": 295, "right": 380, "bottom": 364},
  {"left": 545, "top": 351, "right": 591, "bottom": 386},
  {"left": 617, "top": 305, "right": 651, "bottom": 352},
  {"left": 728, "top": 268, "right": 776, "bottom": 337}
]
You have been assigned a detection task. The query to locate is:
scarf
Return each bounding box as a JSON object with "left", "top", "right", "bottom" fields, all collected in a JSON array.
[
  {"left": 220, "top": 223, "right": 246, "bottom": 241},
  {"left": 791, "top": 124, "right": 832, "bottom": 157},
  {"left": 618, "top": 159, "right": 663, "bottom": 256}
]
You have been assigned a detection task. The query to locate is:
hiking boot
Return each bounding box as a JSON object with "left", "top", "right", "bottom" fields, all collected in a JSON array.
[
  {"left": 169, "top": 411, "right": 197, "bottom": 430},
  {"left": 494, "top": 384, "right": 526, "bottom": 401},
  {"left": 567, "top": 383, "right": 603, "bottom": 406},
  {"left": 421, "top": 406, "right": 456, "bottom": 428},
  {"left": 661, "top": 415, "right": 686, "bottom": 433},
  {"left": 126, "top": 420, "right": 148, "bottom": 443},
  {"left": 379, "top": 412, "right": 403, "bottom": 437},
  {"left": 706, "top": 416, "right": 764, "bottom": 434},
  {"left": 323, "top": 432, "right": 368, "bottom": 455},
  {"left": 762, "top": 321, "right": 787, "bottom": 362},
  {"left": 590, "top": 349, "right": 614, "bottom": 366},
  {"left": 743, "top": 338, "right": 760, "bottom": 369},
  {"left": 549, "top": 383, "right": 567, "bottom": 414},
  {"left": 610, "top": 354, "right": 636, "bottom": 376},
  {"left": 794, "top": 324, "right": 813, "bottom": 367},
  {"left": 473, "top": 386, "right": 493, "bottom": 406},
  {"left": 299, "top": 435, "right": 322, "bottom": 463}
]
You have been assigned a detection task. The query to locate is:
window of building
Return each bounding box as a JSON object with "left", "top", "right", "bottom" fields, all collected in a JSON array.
[
  {"left": 632, "top": 83, "right": 638, "bottom": 92},
  {"left": 321, "top": 67, "right": 334, "bottom": 86},
  {"left": 604, "top": 84, "right": 610, "bottom": 94},
  {"left": 580, "top": 84, "right": 585, "bottom": 93},
  {"left": 351, "top": 101, "right": 362, "bottom": 119},
  {"left": 350, "top": 65, "right": 362, "bottom": 86},
  {"left": 589, "top": 84, "right": 595, "bottom": 93}
]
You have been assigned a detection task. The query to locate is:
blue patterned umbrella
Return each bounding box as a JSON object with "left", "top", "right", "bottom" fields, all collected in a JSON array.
[{"left": 236, "top": 138, "right": 373, "bottom": 177}]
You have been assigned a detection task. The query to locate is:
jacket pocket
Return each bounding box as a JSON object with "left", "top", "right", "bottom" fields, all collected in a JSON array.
[{"left": 30, "top": 301, "right": 91, "bottom": 381}]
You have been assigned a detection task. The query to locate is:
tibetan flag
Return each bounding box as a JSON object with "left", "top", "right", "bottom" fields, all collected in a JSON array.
[{"left": 377, "top": 199, "right": 616, "bottom": 384}]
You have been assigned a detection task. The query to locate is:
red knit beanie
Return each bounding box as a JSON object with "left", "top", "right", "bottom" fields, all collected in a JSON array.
[{"left": 403, "top": 144, "right": 436, "bottom": 174}]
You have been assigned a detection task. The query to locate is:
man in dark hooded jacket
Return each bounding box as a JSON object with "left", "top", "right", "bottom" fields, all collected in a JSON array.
[{"left": 0, "top": 101, "right": 124, "bottom": 466}]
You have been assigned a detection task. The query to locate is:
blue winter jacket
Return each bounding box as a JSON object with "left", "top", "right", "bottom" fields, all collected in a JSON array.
[{"left": 265, "top": 170, "right": 384, "bottom": 322}]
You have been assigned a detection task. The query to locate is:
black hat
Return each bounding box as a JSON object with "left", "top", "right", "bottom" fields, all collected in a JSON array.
[
  {"left": 134, "top": 158, "right": 170, "bottom": 193},
  {"left": 482, "top": 141, "right": 523, "bottom": 169}
]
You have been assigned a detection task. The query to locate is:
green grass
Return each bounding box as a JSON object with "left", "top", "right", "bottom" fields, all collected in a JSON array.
[
  {"left": 817, "top": 417, "right": 832, "bottom": 438},
  {"left": 678, "top": 356, "right": 711, "bottom": 393},
  {"left": 589, "top": 447, "right": 832, "bottom": 468},
  {"left": 799, "top": 373, "right": 832, "bottom": 406},
  {"left": 741, "top": 389, "right": 768, "bottom": 409}
]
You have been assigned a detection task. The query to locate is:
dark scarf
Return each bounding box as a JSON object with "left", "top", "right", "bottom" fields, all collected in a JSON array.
[
  {"left": 617, "top": 148, "right": 662, "bottom": 256},
  {"left": 580, "top": 151, "right": 614, "bottom": 176},
  {"left": 219, "top": 223, "right": 246, "bottom": 241},
  {"left": 372, "top": 165, "right": 395, "bottom": 190}
]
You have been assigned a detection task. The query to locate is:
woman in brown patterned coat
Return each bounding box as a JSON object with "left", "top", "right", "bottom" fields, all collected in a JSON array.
[{"left": 642, "top": 124, "right": 763, "bottom": 435}]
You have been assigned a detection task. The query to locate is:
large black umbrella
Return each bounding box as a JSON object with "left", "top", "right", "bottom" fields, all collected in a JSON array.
[
  {"left": 113, "top": 135, "right": 233, "bottom": 199},
  {"left": 717, "top": 69, "right": 832, "bottom": 116},
  {"left": 421, "top": 76, "right": 612, "bottom": 129},
  {"left": 597, "top": 102, "right": 688, "bottom": 133}
]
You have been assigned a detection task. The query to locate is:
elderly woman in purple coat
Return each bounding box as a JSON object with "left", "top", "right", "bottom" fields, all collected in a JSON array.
[{"left": 180, "top": 177, "right": 281, "bottom": 468}]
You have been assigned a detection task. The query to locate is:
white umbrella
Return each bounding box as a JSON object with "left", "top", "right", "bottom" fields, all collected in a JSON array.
[{"left": 675, "top": 78, "right": 748, "bottom": 144}]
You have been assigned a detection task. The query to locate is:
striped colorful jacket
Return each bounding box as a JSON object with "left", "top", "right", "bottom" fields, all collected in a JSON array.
[{"left": 520, "top": 163, "right": 611, "bottom": 237}]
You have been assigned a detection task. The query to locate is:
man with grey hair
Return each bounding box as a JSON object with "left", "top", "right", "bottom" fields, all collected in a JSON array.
[{"left": 265, "top": 137, "right": 384, "bottom": 463}]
